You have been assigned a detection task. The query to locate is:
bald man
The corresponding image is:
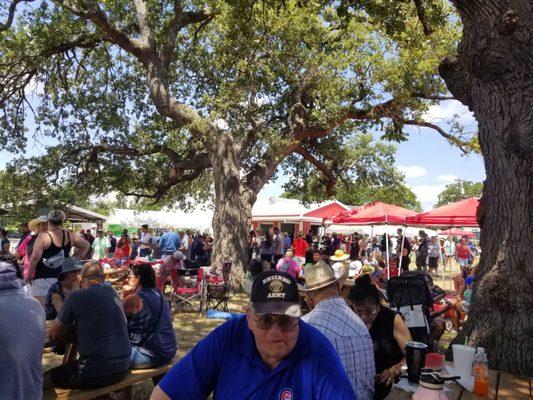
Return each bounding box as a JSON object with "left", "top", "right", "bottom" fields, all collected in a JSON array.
[{"left": 45, "top": 261, "right": 131, "bottom": 389}]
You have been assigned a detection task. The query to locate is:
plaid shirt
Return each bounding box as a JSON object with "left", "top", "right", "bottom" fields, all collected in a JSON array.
[{"left": 302, "top": 296, "right": 375, "bottom": 400}]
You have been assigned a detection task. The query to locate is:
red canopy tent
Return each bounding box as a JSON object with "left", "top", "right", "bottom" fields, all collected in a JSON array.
[
  {"left": 438, "top": 228, "right": 476, "bottom": 238},
  {"left": 405, "top": 197, "right": 480, "bottom": 227},
  {"left": 332, "top": 201, "right": 418, "bottom": 225},
  {"left": 332, "top": 202, "right": 418, "bottom": 278}
]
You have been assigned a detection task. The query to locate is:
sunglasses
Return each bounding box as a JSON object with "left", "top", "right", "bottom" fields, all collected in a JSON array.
[
  {"left": 253, "top": 314, "right": 299, "bottom": 332},
  {"left": 353, "top": 306, "right": 379, "bottom": 318}
]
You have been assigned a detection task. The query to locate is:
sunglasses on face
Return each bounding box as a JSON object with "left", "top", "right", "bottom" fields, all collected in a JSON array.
[
  {"left": 253, "top": 314, "right": 299, "bottom": 332},
  {"left": 353, "top": 306, "right": 379, "bottom": 318}
]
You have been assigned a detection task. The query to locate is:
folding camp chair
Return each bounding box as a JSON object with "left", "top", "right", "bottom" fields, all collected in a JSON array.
[
  {"left": 171, "top": 268, "right": 205, "bottom": 313},
  {"left": 205, "top": 260, "right": 233, "bottom": 312}
]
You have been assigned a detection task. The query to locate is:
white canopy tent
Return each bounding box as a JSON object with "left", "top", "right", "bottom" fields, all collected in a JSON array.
[
  {"left": 106, "top": 208, "right": 214, "bottom": 233},
  {"left": 326, "top": 224, "right": 438, "bottom": 237}
]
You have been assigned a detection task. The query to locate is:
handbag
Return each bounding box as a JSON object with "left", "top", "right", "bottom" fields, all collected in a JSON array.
[{"left": 42, "top": 231, "right": 68, "bottom": 269}]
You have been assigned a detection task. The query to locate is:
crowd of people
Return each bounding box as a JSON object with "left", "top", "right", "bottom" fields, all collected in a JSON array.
[
  {"left": 248, "top": 227, "right": 477, "bottom": 278},
  {"left": 0, "top": 212, "right": 478, "bottom": 400}
]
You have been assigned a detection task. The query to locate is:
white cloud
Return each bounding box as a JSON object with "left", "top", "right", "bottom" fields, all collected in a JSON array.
[
  {"left": 409, "top": 184, "right": 447, "bottom": 211},
  {"left": 423, "top": 100, "right": 476, "bottom": 127},
  {"left": 437, "top": 174, "right": 457, "bottom": 183},
  {"left": 397, "top": 165, "right": 427, "bottom": 179}
]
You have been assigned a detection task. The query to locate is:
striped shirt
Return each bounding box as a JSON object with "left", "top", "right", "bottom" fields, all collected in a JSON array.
[{"left": 302, "top": 296, "right": 375, "bottom": 399}]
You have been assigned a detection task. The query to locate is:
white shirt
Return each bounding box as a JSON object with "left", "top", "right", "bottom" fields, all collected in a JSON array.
[{"left": 140, "top": 232, "right": 152, "bottom": 249}]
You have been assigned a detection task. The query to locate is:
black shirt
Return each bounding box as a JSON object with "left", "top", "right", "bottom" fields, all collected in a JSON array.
[
  {"left": 58, "top": 283, "right": 131, "bottom": 377},
  {"left": 370, "top": 306, "right": 405, "bottom": 399}
]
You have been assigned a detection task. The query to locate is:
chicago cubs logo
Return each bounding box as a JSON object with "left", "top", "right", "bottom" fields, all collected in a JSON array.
[{"left": 279, "top": 388, "right": 293, "bottom": 400}]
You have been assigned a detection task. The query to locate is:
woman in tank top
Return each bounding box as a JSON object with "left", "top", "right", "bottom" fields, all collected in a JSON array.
[
  {"left": 349, "top": 274, "right": 412, "bottom": 399},
  {"left": 28, "top": 210, "right": 90, "bottom": 305}
]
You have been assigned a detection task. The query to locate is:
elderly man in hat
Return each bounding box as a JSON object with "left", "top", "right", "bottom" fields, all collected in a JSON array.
[
  {"left": 302, "top": 257, "right": 375, "bottom": 399},
  {"left": 0, "top": 256, "right": 45, "bottom": 400},
  {"left": 151, "top": 270, "right": 356, "bottom": 400},
  {"left": 45, "top": 261, "right": 131, "bottom": 389},
  {"left": 44, "top": 257, "right": 83, "bottom": 320}
]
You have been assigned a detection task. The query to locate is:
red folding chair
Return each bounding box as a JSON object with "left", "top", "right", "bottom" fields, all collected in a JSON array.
[
  {"left": 205, "top": 261, "right": 233, "bottom": 312},
  {"left": 170, "top": 268, "right": 204, "bottom": 313}
]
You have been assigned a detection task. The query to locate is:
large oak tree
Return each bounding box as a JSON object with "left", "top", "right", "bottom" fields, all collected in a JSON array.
[
  {"left": 438, "top": 0, "right": 533, "bottom": 376},
  {"left": 0, "top": 1, "right": 470, "bottom": 282}
]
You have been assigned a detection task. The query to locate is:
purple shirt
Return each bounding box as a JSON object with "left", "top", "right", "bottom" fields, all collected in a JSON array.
[{"left": 275, "top": 257, "right": 301, "bottom": 279}]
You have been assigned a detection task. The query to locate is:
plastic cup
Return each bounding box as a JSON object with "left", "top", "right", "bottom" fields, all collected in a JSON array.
[
  {"left": 452, "top": 344, "right": 476, "bottom": 379},
  {"left": 406, "top": 341, "right": 428, "bottom": 384}
]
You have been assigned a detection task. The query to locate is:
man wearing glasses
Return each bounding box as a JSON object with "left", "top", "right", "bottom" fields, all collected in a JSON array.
[{"left": 151, "top": 270, "right": 356, "bottom": 399}]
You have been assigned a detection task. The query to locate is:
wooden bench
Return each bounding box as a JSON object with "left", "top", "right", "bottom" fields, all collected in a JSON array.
[{"left": 43, "top": 355, "right": 180, "bottom": 400}]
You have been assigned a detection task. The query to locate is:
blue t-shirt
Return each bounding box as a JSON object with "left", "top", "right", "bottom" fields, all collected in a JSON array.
[
  {"left": 158, "top": 232, "right": 181, "bottom": 255},
  {"left": 159, "top": 315, "right": 356, "bottom": 400},
  {"left": 465, "top": 275, "right": 475, "bottom": 286}
]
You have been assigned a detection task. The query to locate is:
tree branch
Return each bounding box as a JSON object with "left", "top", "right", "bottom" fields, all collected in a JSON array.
[
  {"left": 0, "top": 0, "right": 36, "bottom": 32},
  {"left": 70, "top": 143, "right": 211, "bottom": 169},
  {"left": 132, "top": 0, "right": 153, "bottom": 46},
  {"left": 398, "top": 118, "right": 470, "bottom": 153},
  {"left": 412, "top": 0, "right": 433, "bottom": 36},
  {"left": 55, "top": 1, "right": 145, "bottom": 58},
  {"left": 162, "top": 2, "right": 215, "bottom": 70},
  {"left": 124, "top": 168, "right": 204, "bottom": 202},
  {"left": 292, "top": 145, "right": 336, "bottom": 195}
]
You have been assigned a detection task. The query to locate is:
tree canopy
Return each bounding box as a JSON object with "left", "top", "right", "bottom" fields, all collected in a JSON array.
[
  {"left": 435, "top": 179, "right": 483, "bottom": 207},
  {"left": 281, "top": 133, "right": 422, "bottom": 210},
  {"left": 0, "top": 0, "right": 471, "bottom": 208}
]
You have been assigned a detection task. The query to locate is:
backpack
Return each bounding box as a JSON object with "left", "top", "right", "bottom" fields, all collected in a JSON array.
[{"left": 387, "top": 271, "right": 433, "bottom": 345}]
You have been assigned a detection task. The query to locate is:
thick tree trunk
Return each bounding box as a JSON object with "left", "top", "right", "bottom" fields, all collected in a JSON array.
[
  {"left": 440, "top": 0, "right": 533, "bottom": 376},
  {"left": 209, "top": 134, "right": 256, "bottom": 288}
]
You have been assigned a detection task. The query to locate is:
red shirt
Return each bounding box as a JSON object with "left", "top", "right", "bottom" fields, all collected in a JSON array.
[
  {"left": 457, "top": 245, "right": 470, "bottom": 259},
  {"left": 293, "top": 238, "right": 308, "bottom": 257}
]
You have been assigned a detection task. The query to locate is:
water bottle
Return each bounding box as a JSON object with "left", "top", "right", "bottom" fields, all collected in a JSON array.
[{"left": 473, "top": 347, "right": 489, "bottom": 397}]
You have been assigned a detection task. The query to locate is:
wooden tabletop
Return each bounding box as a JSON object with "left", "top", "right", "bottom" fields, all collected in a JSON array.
[{"left": 385, "top": 369, "right": 532, "bottom": 399}]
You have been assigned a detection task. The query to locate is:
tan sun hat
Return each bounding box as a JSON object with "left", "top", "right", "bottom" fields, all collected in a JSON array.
[
  {"left": 304, "top": 260, "right": 343, "bottom": 292},
  {"left": 28, "top": 216, "right": 48, "bottom": 231},
  {"left": 360, "top": 265, "right": 375, "bottom": 275},
  {"left": 330, "top": 249, "right": 350, "bottom": 261}
]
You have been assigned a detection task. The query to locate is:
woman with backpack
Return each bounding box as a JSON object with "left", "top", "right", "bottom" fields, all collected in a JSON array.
[{"left": 27, "top": 210, "right": 89, "bottom": 306}]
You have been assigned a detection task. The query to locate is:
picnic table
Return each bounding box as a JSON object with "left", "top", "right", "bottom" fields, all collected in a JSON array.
[
  {"left": 44, "top": 320, "right": 77, "bottom": 365},
  {"left": 385, "top": 369, "right": 532, "bottom": 399}
]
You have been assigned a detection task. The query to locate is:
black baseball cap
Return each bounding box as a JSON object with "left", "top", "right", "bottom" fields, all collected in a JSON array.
[{"left": 250, "top": 270, "right": 301, "bottom": 318}]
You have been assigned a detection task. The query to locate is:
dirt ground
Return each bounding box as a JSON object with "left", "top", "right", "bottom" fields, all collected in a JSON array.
[{"left": 43, "top": 259, "right": 466, "bottom": 399}]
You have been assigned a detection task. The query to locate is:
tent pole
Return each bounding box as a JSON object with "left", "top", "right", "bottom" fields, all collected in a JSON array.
[
  {"left": 385, "top": 230, "right": 390, "bottom": 280},
  {"left": 399, "top": 227, "right": 406, "bottom": 276}
]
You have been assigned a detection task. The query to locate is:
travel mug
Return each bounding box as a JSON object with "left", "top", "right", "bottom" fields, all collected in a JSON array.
[{"left": 406, "top": 341, "right": 428, "bottom": 384}]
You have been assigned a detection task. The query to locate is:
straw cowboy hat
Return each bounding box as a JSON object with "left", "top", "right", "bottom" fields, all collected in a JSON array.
[
  {"left": 304, "top": 261, "right": 345, "bottom": 292},
  {"left": 330, "top": 249, "right": 350, "bottom": 261},
  {"left": 28, "top": 216, "right": 48, "bottom": 231},
  {"left": 360, "top": 265, "right": 375, "bottom": 276}
]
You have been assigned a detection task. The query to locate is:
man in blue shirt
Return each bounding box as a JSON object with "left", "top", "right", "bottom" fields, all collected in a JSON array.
[
  {"left": 158, "top": 226, "right": 181, "bottom": 257},
  {"left": 151, "top": 270, "right": 356, "bottom": 400}
]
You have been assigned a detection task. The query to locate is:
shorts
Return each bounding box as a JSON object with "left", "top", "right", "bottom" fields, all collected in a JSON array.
[
  {"left": 139, "top": 248, "right": 151, "bottom": 257},
  {"left": 428, "top": 256, "right": 439, "bottom": 269},
  {"left": 461, "top": 301, "right": 470, "bottom": 313},
  {"left": 49, "top": 360, "right": 127, "bottom": 389},
  {"left": 130, "top": 346, "right": 169, "bottom": 369},
  {"left": 32, "top": 278, "right": 57, "bottom": 297},
  {"left": 457, "top": 257, "right": 469, "bottom": 267}
]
